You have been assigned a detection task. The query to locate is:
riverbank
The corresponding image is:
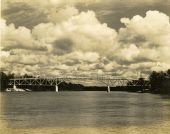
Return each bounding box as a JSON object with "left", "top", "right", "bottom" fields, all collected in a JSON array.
[
  {"left": 1, "top": 121, "right": 170, "bottom": 134},
  {"left": 2, "top": 86, "right": 149, "bottom": 93}
]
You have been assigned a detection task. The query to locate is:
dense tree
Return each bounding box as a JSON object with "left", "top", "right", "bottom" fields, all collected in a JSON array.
[
  {"left": 149, "top": 70, "right": 170, "bottom": 93},
  {"left": 23, "top": 74, "right": 35, "bottom": 78},
  {"left": 0, "top": 72, "right": 9, "bottom": 91},
  {"left": 167, "top": 69, "right": 170, "bottom": 78},
  {"left": 0, "top": 72, "right": 15, "bottom": 91}
]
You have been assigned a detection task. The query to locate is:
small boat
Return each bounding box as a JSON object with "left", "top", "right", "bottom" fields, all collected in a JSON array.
[{"left": 25, "top": 89, "right": 32, "bottom": 92}]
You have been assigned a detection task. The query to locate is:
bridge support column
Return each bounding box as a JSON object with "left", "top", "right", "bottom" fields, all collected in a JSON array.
[
  {"left": 107, "top": 86, "right": 110, "bottom": 92},
  {"left": 55, "top": 85, "right": 59, "bottom": 92},
  {"left": 13, "top": 84, "right": 17, "bottom": 90}
]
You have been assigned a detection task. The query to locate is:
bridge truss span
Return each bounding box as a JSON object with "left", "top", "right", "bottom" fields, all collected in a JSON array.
[
  {"left": 8, "top": 78, "right": 64, "bottom": 86},
  {"left": 8, "top": 77, "right": 150, "bottom": 92}
]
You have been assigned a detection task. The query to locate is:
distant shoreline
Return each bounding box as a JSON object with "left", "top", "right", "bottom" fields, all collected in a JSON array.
[
  {"left": 2, "top": 86, "right": 151, "bottom": 93},
  {"left": 1, "top": 69, "right": 170, "bottom": 94}
]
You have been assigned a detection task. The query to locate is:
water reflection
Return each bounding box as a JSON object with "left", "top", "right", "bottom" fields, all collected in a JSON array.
[
  {"left": 0, "top": 92, "right": 170, "bottom": 129},
  {"left": 160, "top": 94, "right": 170, "bottom": 99}
]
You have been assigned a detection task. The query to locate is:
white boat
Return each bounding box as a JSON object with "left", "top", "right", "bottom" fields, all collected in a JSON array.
[{"left": 25, "top": 89, "right": 32, "bottom": 92}]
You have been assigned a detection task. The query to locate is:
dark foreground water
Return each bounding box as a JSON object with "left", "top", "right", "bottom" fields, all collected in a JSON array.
[{"left": 0, "top": 91, "right": 170, "bottom": 134}]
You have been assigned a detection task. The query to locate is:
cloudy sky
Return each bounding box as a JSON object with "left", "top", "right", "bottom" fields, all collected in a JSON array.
[{"left": 1, "top": 0, "right": 170, "bottom": 79}]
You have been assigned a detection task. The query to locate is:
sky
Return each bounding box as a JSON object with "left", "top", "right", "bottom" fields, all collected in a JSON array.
[{"left": 1, "top": 0, "right": 170, "bottom": 79}]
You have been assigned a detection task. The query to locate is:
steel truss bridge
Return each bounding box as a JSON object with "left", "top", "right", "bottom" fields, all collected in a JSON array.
[{"left": 8, "top": 76, "right": 150, "bottom": 92}]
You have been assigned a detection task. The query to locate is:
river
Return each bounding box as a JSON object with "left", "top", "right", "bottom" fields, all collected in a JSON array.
[{"left": 0, "top": 91, "right": 170, "bottom": 134}]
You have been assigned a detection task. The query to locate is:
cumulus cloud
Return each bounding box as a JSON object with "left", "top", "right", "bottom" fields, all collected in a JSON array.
[
  {"left": 0, "top": 10, "right": 117, "bottom": 77},
  {"left": 1, "top": 8, "right": 170, "bottom": 79},
  {"left": 2, "top": 2, "right": 48, "bottom": 29},
  {"left": 47, "top": 6, "right": 79, "bottom": 23},
  {"left": 118, "top": 10, "right": 170, "bottom": 64},
  {"left": 32, "top": 11, "right": 117, "bottom": 56},
  {"left": 120, "top": 11, "right": 170, "bottom": 47},
  {"left": 2, "top": 0, "right": 102, "bottom": 28},
  {"left": 1, "top": 18, "right": 47, "bottom": 51}
]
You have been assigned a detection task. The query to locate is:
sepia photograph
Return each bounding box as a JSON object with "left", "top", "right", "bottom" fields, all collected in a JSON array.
[{"left": 0, "top": 0, "right": 170, "bottom": 134}]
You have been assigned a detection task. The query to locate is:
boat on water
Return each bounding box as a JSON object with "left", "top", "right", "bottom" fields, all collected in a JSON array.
[
  {"left": 6, "top": 85, "right": 31, "bottom": 92},
  {"left": 25, "top": 89, "right": 32, "bottom": 92},
  {"left": 6, "top": 88, "right": 25, "bottom": 92}
]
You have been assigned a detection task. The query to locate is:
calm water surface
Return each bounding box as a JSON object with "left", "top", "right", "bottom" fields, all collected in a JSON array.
[{"left": 0, "top": 91, "right": 170, "bottom": 133}]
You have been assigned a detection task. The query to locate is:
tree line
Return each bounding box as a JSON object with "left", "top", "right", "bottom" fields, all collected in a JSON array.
[
  {"left": 0, "top": 69, "right": 170, "bottom": 93},
  {"left": 149, "top": 69, "right": 170, "bottom": 94},
  {"left": 0, "top": 72, "right": 14, "bottom": 91}
]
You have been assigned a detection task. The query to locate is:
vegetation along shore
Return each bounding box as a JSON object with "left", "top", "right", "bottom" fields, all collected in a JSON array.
[{"left": 0, "top": 69, "right": 170, "bottom": 94}]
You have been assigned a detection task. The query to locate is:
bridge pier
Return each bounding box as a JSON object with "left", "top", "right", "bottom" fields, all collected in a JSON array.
[
  {"left": 107, "top": 86, "right": 110, "bottom": 92},
  {"left": 55, "top": 85, "right": 59, "bottom": 92},
  {"left": 13, "top": 84, "right": 17, "bottom": 90}
]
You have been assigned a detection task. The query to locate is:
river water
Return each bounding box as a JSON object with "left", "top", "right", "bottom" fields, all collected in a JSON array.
[{"left": 0, "top": 91, "right": 170, "bottom": 134}]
